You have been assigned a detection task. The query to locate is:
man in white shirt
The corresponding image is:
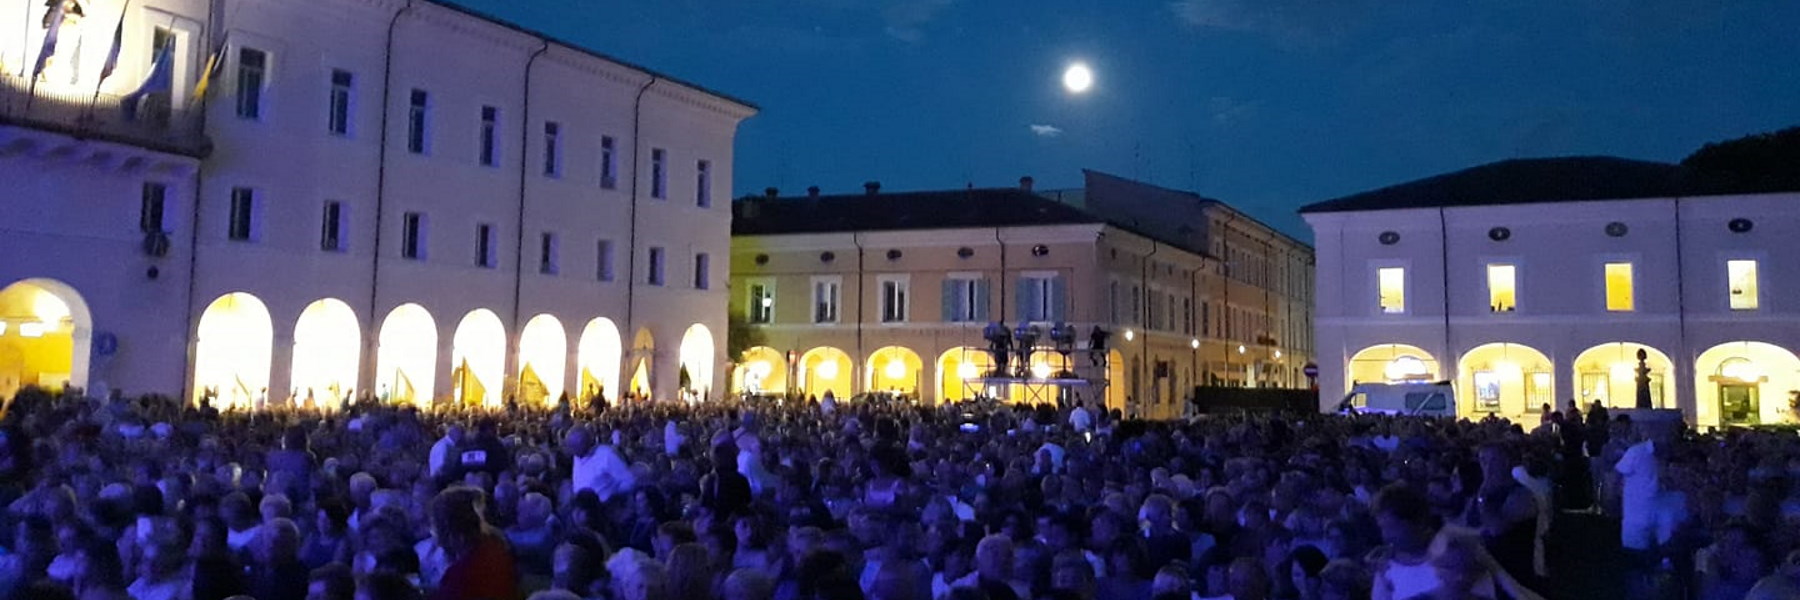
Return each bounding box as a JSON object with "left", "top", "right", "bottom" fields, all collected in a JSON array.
[
  {"left": 566, "top": 425, "right": 636, "bottom": 501},
  {"left": 1617, "top": 427, "right": 1672, "bottom": 551},
  {"left": 1069, "top": 402, "right": 1094, "bottom": 434},
  {"left": 428, "top": 425, "right": 465, "bottom": 479}
]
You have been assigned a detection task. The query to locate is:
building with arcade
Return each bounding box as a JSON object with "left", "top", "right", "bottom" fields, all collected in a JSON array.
[
  {"left": 1305, "top": 155, "right": 1800, "bottom": 428},
  {"left": 1, "top": 0, "right": 754, "bottom": 407},
  {"left": 729, "top": 172, "right": 1314, "bottom": 419}
]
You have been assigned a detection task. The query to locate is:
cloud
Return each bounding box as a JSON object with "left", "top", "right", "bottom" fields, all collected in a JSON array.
[
  {"left": 1167, "top": 0, "right": 1375, "bottom": 44},
  {"left": 882, "top": 0, "right": 953, "bottom": 42},
  {"left": 1030, "top": 124, "right": 1064, "bottom": 137}
]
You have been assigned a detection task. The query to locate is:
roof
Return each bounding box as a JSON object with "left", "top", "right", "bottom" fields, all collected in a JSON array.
[
  {"left": 430, "top": 1, "right": 757, "bottom": 112},
  {"left": 1300, "top": 157, "right": 1691, "bottom": 214},
  {"left": 732, "top": 188, "right": 1102, "bottom": 236}
]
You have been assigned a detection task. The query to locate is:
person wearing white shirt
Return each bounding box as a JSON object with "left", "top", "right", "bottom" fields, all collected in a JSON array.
[
  {"left": 1617, "top": 429, "right": 1666, "bottom": 551},
  {"left": 567, "top": 425, "right": 636, "bottom": 501},
  {"left": 428, "top": 425, "right": 465, "bottom": 479},
  {"left": 1069, "top": 402, "right": 1094, "bottom": 433}
]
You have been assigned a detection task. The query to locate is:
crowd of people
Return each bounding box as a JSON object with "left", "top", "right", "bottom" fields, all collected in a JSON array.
[{"left": 0, "top": 385, "right": 1797, "bottom": 600}]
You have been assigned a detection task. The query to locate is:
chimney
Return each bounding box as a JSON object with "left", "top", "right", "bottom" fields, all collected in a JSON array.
[
  {"left": 807, "top": 186, "right": 821, "bottom": 199},
  {"left": 1019, "top": 176, "right": 1035, "bottom": 192},
  {"left": 763, "top": 187, "right": 779, "bottom": 199},
  {"left": 864, "top": 181, "right": 881, "bottom": 195}
]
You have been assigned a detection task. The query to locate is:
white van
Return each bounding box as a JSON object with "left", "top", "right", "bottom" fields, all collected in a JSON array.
[{"left": 1337, "top": 382, "right": 1456, "bottom": 417}]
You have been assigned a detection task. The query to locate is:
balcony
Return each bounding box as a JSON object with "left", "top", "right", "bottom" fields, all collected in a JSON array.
[{"left": 0, "top": 73, "right": 210, "bottom": 158}]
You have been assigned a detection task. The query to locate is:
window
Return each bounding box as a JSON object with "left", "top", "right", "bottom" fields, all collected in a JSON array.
[
  {"left": 1377, "top": 267, "right": 1406, "bottom": 314},
  {"left": 320, "top": 201, "right": 345, "bottom": 252},
  {"left": 813, "top": 278, "right": 841, "bottom": 324},
  {"left": 1201, "top": 301, "right": 1210, "bottom": 336},
  {"left": 543, "top": 121, "right": 561, "bottom": 177},
  {"left": 879, "top": 277, "right": 909, "bottom": 323},
  {"left": 235, "top": 48, "right": 266, "bottom": 120},
  {"left": 539, "top": 232, "right": 558, "bottom": 274},
  {"left": 140, "top": 183, "right": 167, "bottom": 233},
  {"left": 1486, "top": 264, "right": 1517, "bottom": 312},
  {"left": 1183, "top": 297, "right": 1193, "bottom": 335},
  {"left": 650, "top": 148, "right": 667, "bottom": 199},
  {"left": 696, "top": 160, "right": 712, "bottom": 207},
  {"left": 1018, "top": 275, "right": 1064, "bottom": 322},
  {"left": 1604, "top": 262, "right": 1634, "bottom": 312},
  {"left": 407, "top": 89, "right": 429, "bottom": 154},
  {"left": 478, "top": 106, "right": 498, "bottom": 166},
  {"left": 228, "top": 188, "right": 256, "bottom": 241},
  {"left": 748, "top": 281, "right": 775, "bottom": 324},
  {"left": 1728, "top": 259, "right": 1760, "bottom": 310},
  {"left": 1109, "top": 281, "right": 1120, "bottom": 322},
  {"left": 694, "top": 253, "right": 711, "bottom": 289},
  {"left": 476, "top": 224, "right": 496, "bottom": 268},
  {"left": 1130, "top": 285, "right": 1142, "bottom": 324},
  {"left": 942, "top": 277, "right": 988, "bottom": 323},
  {"left": 600, "top": 136, "right": 617, "bottom": 188},
  {"left": 400, "top": 212, "right": 425, "bottom": 260},
  {"left": 596, "top": 239, "right": 615, "bottom": 281},
  {"left": 647, "top": 247, "right": 665, "bottom": 285},
  {"left": 1146, "top": 290, "right": 1159, "bottom": 329},
  {"left": 328, "top": 70, "right": 353, "bottom": 136}
]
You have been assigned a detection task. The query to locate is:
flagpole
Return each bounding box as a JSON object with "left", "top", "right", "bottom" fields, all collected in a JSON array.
[{"left": 86, "top": 0, "right": 133, "bottom": 118}]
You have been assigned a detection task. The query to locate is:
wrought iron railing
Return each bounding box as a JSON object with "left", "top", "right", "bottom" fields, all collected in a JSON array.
[{"left": 0, "top": 74, "right": 210, "bottom": 157}]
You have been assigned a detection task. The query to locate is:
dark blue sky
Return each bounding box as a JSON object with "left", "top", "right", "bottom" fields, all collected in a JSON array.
[{"left": 452, "top": 0, "right": 1800, "bottom": 239}]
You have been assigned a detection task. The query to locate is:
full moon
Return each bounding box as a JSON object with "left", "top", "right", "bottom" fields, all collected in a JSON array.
[{"left": 1062, "top": 63, "right": 1093, "bottom": 94}]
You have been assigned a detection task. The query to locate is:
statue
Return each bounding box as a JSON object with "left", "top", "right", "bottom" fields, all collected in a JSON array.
[{"left": 1634, "top": 348, "right": 1653, "bottom": 409}]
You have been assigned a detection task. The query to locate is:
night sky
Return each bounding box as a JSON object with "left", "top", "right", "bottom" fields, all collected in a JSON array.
[{"left": 450, "top": 0, "right": 1800, "bottom": 239}]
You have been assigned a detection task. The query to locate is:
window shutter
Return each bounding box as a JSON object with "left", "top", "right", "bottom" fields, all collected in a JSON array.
[
  {"left": 942, "top": 280, "right": 962, "bottom": 322},
  {"left": 975, "top": 279, "right": 992, "bottom": 322},
  {"left": 1017, "top": 277, "right": 1038, "bottom": 322},
  {"left": 1050, "top": 278, "right": 1068, "bottom": 321}
]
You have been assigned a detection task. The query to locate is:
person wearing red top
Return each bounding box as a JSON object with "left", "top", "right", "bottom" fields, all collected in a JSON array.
[{"left": 428, "top": 486, "right": 519, "bottom": 600}]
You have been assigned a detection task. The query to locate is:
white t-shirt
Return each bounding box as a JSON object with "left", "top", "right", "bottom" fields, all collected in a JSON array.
[
  {"left": 573, "top": 445, "right": 636, "bottom": 501},
  {"left": 428, "top": 435, "right": 455, "bottom": 477},
  {"left": 1617, "top": 439, "right": 1661, "bottom": 549},
  {"left": 1070, "top": 407, "right": 1094, "bottom": 432},
  {"left": 1380, "top": 557, "right": 1496, "bottom": 599}
]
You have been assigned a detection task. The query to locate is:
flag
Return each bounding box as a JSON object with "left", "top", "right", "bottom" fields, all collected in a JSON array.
[
  {"left": 191, "top": 31, "right": 229, "bottom": 100},
  {"left": 31, "top": 2, "right": 68, "bottom": 79},
  {"left": 97, "top": 0, "right": 133, "bottom": 84},
  {"left": 121, "top": 41, "right": 171, "bottom": 120}
]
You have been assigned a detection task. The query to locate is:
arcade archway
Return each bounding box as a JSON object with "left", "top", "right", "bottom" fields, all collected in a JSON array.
[
  {"left": 375, "top": 304, "right": 436, "bottom": 405},
  {"left": 678, "top": 323, "right": 715, "bottom": 401},
  {"left": 1572, "top": 342, "right": 1673, "bottom": 410},
  {"left": 865, "top": 346, "right": 923, "bottom": 397},
  {"left": 734, "top": 346, "right": 787, "bottom": 396},
  {"left": 628, "top": 328, "right": 654, "bottom": 399},
  {"left": 1347, "top": 343, "right": 1440, "bottom": 390},
  {"left": 576, "top": 318, "right": 622, "bottom": 402},
  {"left": 290, "top": 298, "right": 360, "bottom": 408},
  {"left": 1457, "top": 343, "right": 1553, "bottom": 419},
  {"left": 936, "top": 347, "right": 996, "bottom": 403},
  {"left": 1696, "top": 341, "right": 1800, "bottom": 427},
  {"left": 452, "top": 309, "right": 506, "bottom": 408},
  {"left": 517, "top": 314, "right": 567, "bottom": 406},
  {"left": 0, "top": 278, "right": 91, "bottom": 398},
  {"left": 193, "top": 292, "right": 273, "bottom": 410},
  {"left": 797, "top": 346, "right": 853, "bottom": 401}
]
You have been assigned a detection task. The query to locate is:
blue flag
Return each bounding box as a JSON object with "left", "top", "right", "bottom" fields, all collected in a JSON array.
[{"left": 122, "top": 41, "right": 173, "bottom": 120}]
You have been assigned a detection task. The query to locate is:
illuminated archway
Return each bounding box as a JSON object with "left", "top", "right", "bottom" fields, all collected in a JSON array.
[
  {"left": 865, "top": 346, "right": 923, "bottom": 396},
  {"left": 1347, "top": 344, "right": 1440, "bottom": 391},
  {"left": 1572, "top": 342, "right": 1673, "bottom": 410},
  {"left": 517, "top": 314, "right": 567, "bottom": 407},
  {"left": 796, "top": 346, "right": 853, "bottom": 401},
  {"left": 1696, "top": 341, "right": 1800, "bottom": 427},
  {"left": 290, "top": 299, "right": 360, "bottom": 408},
  {"left": 375, "top": 304, "right": 436, "bottom": 406},
  {"left": 576, "top": 318, "right": 622, "bottom": 402},
  {"left": 451, "top": 309, "right": 506, "bottom": 408},
  {"left": 678, "top": 323, "right": 715, "bottom": 401},
  {"left": 193, "top": 293, "right": 273, "bottom": 410},
  {"left": 734, "top": 346, "right": 787, "bottom": 396},
  {"left": 0, "top": 279, "right": 92, "bottom": 398},
  {"left": 937, "top": 347, "right": 996, "bottom": 403},
  {"left": 1012, "top": 348, "right": 1075, "bottom": 405},
  {"left": 628, "top": 328, "right": 654, "bottom": 399},
  {"left": 1457, "top": 343, "right": 1553, "bottom": 419}
]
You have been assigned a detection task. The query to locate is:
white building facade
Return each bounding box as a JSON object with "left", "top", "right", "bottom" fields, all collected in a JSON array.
[
  {"left": 1, "top": 0, "right": 755, "bottom": 408},
  {"left": 1306, "top": 158, "right": 1800, "bottom": 428}
]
